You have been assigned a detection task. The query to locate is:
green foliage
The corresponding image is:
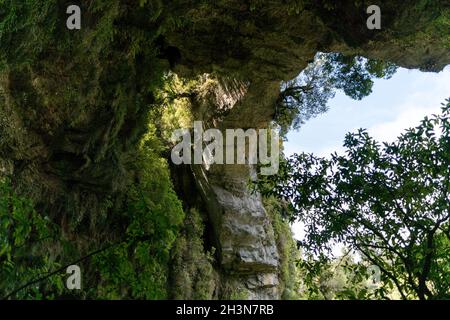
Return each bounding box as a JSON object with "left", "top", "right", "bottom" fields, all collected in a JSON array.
[
  {"left": 0, "top": 0, "right": 58, "bottom": 69},
  {"left": 263, "top": 196, "right": 302, "bottom": 299},
  {"left": 0, "top": 0, "right": 191, "bottom": 300},
  {"left": 170, "top": 208, "right": 216, "bottom": 300},
  {"left": 401, "top": 1, "right": 450, "bottom": 51},
  {"left": 0, "top": 0, "right": 166, "bottom": 69},
  {"left": 298, "top": 251, "right": 393, "bottom": 300},
  {"left": 299, "top": 253, "right": 353, "bottom": 300},
  {"left": 92, "top": 126, "right": 185, "bottom": 299},
  {"left": 1, "top": 111, "right": 185, "bottom": 299},
  {"left": 229, "top": 288, "right": 250, "bottom": 300},
  {"left": 0, "top": 178, "right": 64, "bottom": 299},
  {"left": 261, "top": 100, "right": 450, "bottom": 299},
  {"left": 153, "top": 72, "right": 196, "bottom": 142},
  {"left": 285, "top": 0, "right": 305, "bottom": 15},
  {"left": 276, "top": 52, "right": 397, "bottom": 135}
]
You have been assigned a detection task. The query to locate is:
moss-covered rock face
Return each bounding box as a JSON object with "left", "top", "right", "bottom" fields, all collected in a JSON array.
[
  {"left": 170, "top": 208, "right": 217, "bottom": 300},
  {"left": 165, "top": 0, "right": 449, "bottom": 81},
  {"left": 0, "top": 1, "right": 169, "bottom": 220},
  {"left": 0, "top": 1, "right": 186, "bottom": 299},
  {"left": 0, "top": 1, "right": 449, "bottom": 299}
]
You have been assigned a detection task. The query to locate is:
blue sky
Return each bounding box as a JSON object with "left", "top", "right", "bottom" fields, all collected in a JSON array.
[
  {"left": 285, "top": 66, "right": 450, "bottom": 158},
  {"left": 285, "top": 65, "right": 450, "bottom": 241}
]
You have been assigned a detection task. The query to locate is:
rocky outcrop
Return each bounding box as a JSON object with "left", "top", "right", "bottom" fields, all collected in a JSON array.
[
  {"left": 164, "top": 1, "right": 449, "bottom": 298},
  {"left": 193, "top": 164, "right": 280, "bottom": 298},
  {"left": 163, "top": 2, "right": 448, "bottom": 299},
  {"left": 1, "top": 0, "right": 449, "bottom": 299},
  {"left": 185, "top": 77, "right": 282, "bottom": 298},
  {"left": 166, "top": 0, "right": 450, "bottom": 80}
]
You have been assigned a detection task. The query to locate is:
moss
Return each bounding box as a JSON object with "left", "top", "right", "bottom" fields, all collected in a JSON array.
[
  {"left": 0, "top": 0, "right": 171, "bottom": 218},
  {"left": 170, "top": 208, "right": 217, "bottom": 300},
  {"left": 263, "top": 196, "right": 302, "bottom": 299},
  {"left": 1, "top": 0, "right": 449, "bottom": 300},
  {"left": 0, "top": 1, "right": 188, "bottom": 299},
  {"left": 0, "top": 99, "right": 186, "bottom": 299},
  {"left": 89, "top": 119, "right": 185, "bottom": 299},
  {"left": 229, "top": 288, "right": 250, "bottom": 300},
  {"left": 218, "top": 277, "right": 252, "bottom": 300}
]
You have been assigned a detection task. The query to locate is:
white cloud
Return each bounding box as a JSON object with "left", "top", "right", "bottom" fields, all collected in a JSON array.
[
  {"left": 368, "top": 104, "right": 443, "bottom": 143},
  {"left": 367, "top": 69, "right": 450, "bottom": 143}
]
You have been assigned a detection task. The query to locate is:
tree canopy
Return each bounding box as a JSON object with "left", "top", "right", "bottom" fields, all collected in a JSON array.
[
  {"left": 260, "top": 100, "right": 450, "bottom": 299},
  {"left": 275, "top": 53, "right": 397, "bottom": 136}
]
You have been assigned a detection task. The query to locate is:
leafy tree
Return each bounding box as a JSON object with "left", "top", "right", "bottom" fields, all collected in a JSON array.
[
  {"left": 0, "top": 178, "right": 64, "bottom": 299},
  {"left": 275, "top": 52, "right": 397, "bottom": 136},
  {"left": 260, "top": 100, "right": 450, "bottom": 299},
  {"left": 1, "top": 123, "right": 185, "bottom": 299},
  {"left": 298, "top": 250, "right": 379, "bottom": 300},
  {"left": 91, "top": 125, "right": 185, "bottom": 299}
]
